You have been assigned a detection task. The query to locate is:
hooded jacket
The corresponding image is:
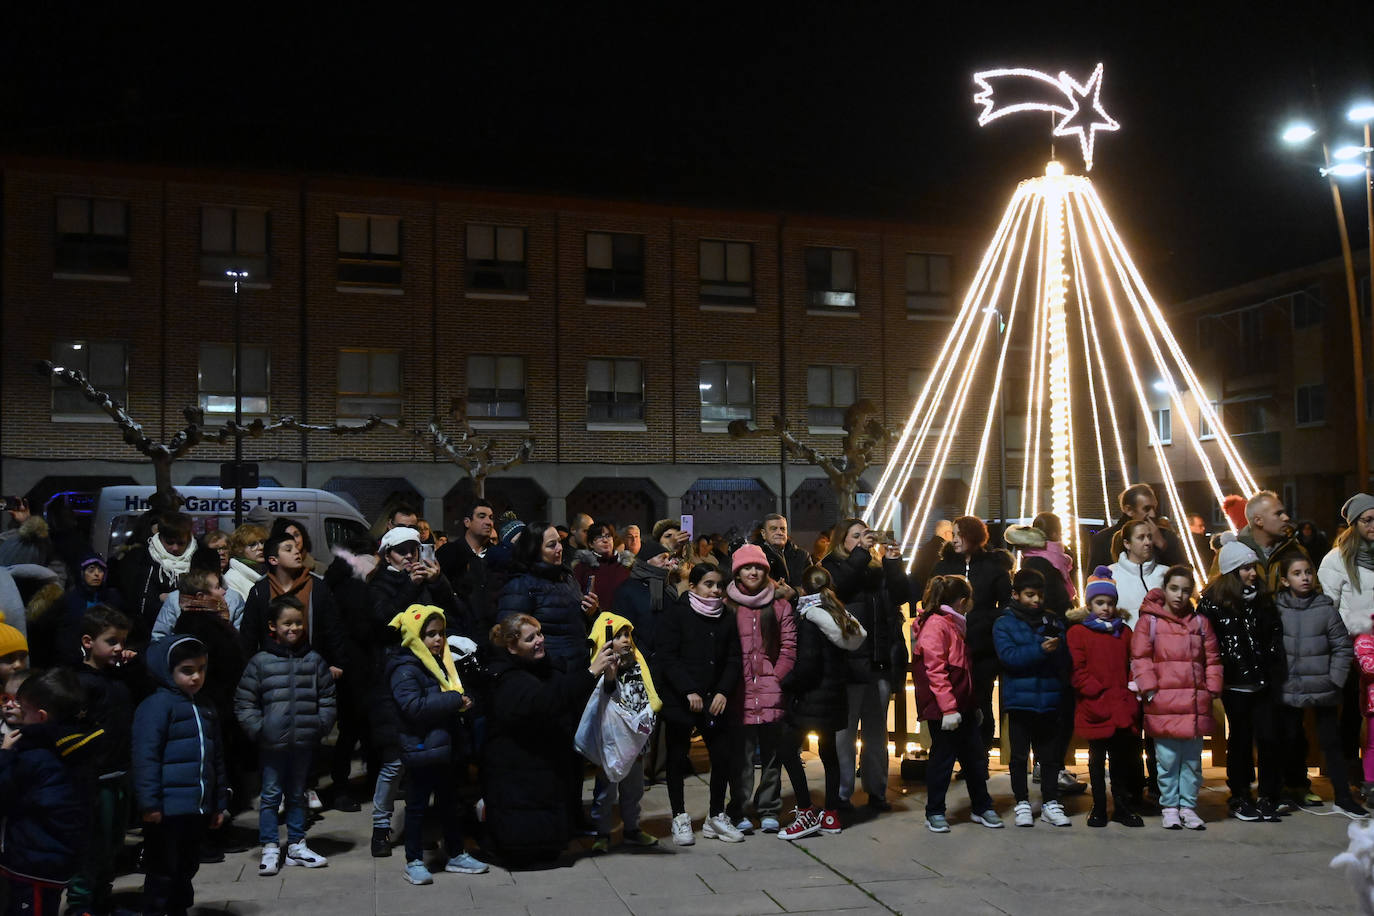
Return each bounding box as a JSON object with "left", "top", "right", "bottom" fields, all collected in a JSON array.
[
  {"left": 1197, "top": 588, "right": 1285, "bottom": 692},
  {"left": 1067, "top": 616, "right": 1140, "bottom": 738},
  {"left": 496, "top": 563, "right": 588, "bottom": 666},
  {"left": 1130, "top": 588, "right": 1223, "bottom": 739},
  {"left": 931, "top": 544, "right": 1013, "bottom": 675},
  {"left": 993, "top": 600, "right": 1069, "bottom": 713},
  {"left": 131, "top": 636, "right": 229, "bottom": 817},
  {"left": 587, "top": 611, "right": 662, "bottom": 714},
  {"left": 782, "top": 596, "right": 866, "bottom": 732},
  {"left": 387, "top": 605, "right": 469, "bottom": 768},
  {"left": 652, "top": 594, "right": 741, "bottom": 726},
  {"left": 728, "top": 587, "right": 797, "bottom": 725},
  {"left": 911, "top": 605, "right": 974, "bottom": 721},
  {"left": 234, "top": 636, "right": 337, "bottom": 753},
  {"left": 1276, "top": 590, "right": 1351, "bottom": 708},
  {"left": 821, "top": 548, "right": 910, "bottom": 684},
  {"left": 0, "top": 719, "right": 101, "bottom": 883},
  {"left": 1107, "top": 552, "right": 1167, "bottom": 627}
]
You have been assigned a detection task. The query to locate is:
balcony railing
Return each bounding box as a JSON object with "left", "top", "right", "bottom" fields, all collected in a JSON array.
[{"left": 1232, "top": 430, "right": 1281, "bottom": 467}]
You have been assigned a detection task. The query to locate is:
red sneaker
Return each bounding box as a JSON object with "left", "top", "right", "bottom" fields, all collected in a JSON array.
[
  {"left": 777, "top": 808, "right": 821, "bottom": 841},
  {"left": 819, "top": 809, "right": 842, "bottom": 835}
]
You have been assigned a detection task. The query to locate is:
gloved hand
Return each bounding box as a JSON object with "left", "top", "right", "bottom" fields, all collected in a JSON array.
[
  {"left": 941, "top": 712, "right": 962, "bottom": 731},
  {"left": 447, "top": 635, "right": 479, "bottom": 657}
]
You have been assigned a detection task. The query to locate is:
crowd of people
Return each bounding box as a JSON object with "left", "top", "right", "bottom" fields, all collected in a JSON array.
[{"left": 1, "top": 482, "right": 1373, "bottom": 914}]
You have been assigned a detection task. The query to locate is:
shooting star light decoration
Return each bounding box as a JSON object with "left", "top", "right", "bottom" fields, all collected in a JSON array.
[{"left": 865, "top": 64, "right": 1255, "bottom": 591}]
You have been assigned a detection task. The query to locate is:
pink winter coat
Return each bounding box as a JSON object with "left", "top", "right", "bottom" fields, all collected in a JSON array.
[
  {"left": 730, "top": 594, "right": 797, "bottom": 725},
  {"left": 1130, "top": 588, "right": 1223, "bottom": 739},
  {"left": 1354, "top": 632, "right": 1374, "bottom": 716},
  {"left": 910, "top": 606, "right": 973, "bottom": 721}
]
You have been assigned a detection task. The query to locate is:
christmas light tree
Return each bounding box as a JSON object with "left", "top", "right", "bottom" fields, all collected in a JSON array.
[{"left": 864, "top": 64, "right": 1257, "bottom": 590}]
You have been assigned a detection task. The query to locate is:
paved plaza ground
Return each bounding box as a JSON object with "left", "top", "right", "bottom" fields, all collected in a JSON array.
[{"left": 109, "top": 750, "right": 1365, "bottom": 916}]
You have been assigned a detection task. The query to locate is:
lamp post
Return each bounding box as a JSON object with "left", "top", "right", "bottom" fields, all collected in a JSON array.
[
  {"left": 1284, "top": 108, "right": 1374, "bottom": 489},
  {"left": 226, "top": 269, "right": 249, "bottom": 526}
]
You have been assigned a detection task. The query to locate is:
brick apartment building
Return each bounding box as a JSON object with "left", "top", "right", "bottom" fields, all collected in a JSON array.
[
  {"left": 0, "top": 157, "right": 993, "bottom": 544},
  {"left": 1136, "top": 256, "right": 1372, "bottom": 533}
]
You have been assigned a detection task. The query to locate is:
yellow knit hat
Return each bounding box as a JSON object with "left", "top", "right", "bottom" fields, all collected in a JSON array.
[
  {"left": 589, "top": 611, "right": 661, "bottom": 713},
  {"left": 388, "top": 604, "right": 463, "bottom": 693},
  {"left": 0, "top": 611, "right": 28, "bottom": 659}
]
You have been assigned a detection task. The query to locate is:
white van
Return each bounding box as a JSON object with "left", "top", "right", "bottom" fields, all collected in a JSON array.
[{"left": 91, "top": 486, "right": 371, "bottom": 558}]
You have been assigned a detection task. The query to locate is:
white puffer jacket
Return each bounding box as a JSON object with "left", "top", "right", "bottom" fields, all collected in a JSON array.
[
  {"left": 1109, "top": 553, "right": 1167, "bottom": 628},
  {"left": 1319, "top": 548, "right": 1374, "bottom": 637}
]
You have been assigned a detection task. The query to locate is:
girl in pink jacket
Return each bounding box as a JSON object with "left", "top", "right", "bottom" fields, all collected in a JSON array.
[
  {"left": 911, "top": 574, "right": 1004, "bottom": 833},
  {"left": 1130, "top": 566, "right": 1223, "bottom": 830},
  {"left": 1353, "top": 619, "right": 1374, "bottom": 795},
  {"left": 724, "top": 544, "right": 796, "bottom": 834}
]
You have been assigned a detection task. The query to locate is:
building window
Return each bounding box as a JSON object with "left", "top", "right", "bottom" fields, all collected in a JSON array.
[
  {"left": 467, "top": 355, "right": 526, "bottom": 419},
  {"left": 55, "top": 197, "right": 129, "bottom": 276},
  {"left": 1198, "top": 399, "right": 1219, "bottom": 440},
  {"left": 586, "top": 232, "right": 644, "bottom": 301},
  {"left": 198, "top": 344, "right": 270, "bottom": 416},
  {"left": 1295, "top": 383, "right": 1326, "bottom": 426},
  {"left": 1151, "top": 407, "right": 1172, "bottom": 445},
  {"left": 805, "top": 247, "right": 856, "bottom": 309},
  {"left": 1291, "top": 287, "right": 1323, "bottom": 329},
  {"left": 336, "top": 348, "right": 401, "bottom": 419},
  {"left": 337, "top": 214, "right": 402, "bottom": 287},
  {"left": 51, "top": 339, "right": 127, "bottom": 417},
  {"left": 200, "top": 207, "right": 269, "bottom": 282},
  {"left": 466, "top": 224, "right": 527, "bottom": 293},
  {"left": 807, "top": 365, "right": 857, "bottom": 429},
  {"left": 905, "top": 252, "right": 952, "bottom": 313},
  {"left": 587, "top": 358, "right": 644, "bottom": 422},
  {"left": 699, "top": 240, "right": 753, "bottom": 304},
  {"left": 699, "top": 361, "right": 755, "bottom": 423}
]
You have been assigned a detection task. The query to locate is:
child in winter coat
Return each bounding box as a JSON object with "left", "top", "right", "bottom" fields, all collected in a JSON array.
[
  {"left": 1275, "top": 554, "right": 1363, "bottom": 814},
  {"left": 0, "top": 670, "right": 30, "bottom": 739},
  {"left": 1067, "top": 567, "right": 1143, "bottom": 828},
  {"left": 724, "top": 544, "right": 796, "bottom": 838},
  {"left": 776, "top": 565, "right": 866, "bottom": 841},
  {"left": 1355, "top": 621, "right": 1374, "bottom": 798},
  {"left": 1131, "top": 566, "right": 1222, "bottom": 830},
  {"left": 69, "top": 605, "right": 137, "bottom": 914},
  {"left": 587, "top": 612, "right": 663, "bottom": 853},
  {"left": 133, "top": 635, "right": 229, "bottom": 916},
  {"left": 235, "top": 596, "right": 337, "bottom": 875},
  {"left": 654, "top": 564, "right": 742, "bottom": 847},
  {"left": 911, "top": 574, "right": 1004, "bottom": 833},
  {"left": 0, "top": 668, "right": 100, "bottom": 916},
  {"left": 388, "top": 604, "right": 489, "bottom": 885},
  {"left": 993, "top": 567, "right": 1071, "bottom": 827},
  {"left": 1199, "top": 533, "right": 1287, "bottom": 822}
]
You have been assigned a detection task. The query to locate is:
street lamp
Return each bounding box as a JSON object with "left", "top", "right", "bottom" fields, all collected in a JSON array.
[
  {"left": 226, "top": 269, "right": 249, "bottom": 525},
  {"left": 1284, "top": 104, "right": 1374, "bottom": 489}
]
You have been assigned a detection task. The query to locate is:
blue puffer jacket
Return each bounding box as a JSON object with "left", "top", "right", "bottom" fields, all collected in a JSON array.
[
  {"left": 387, "top": 648, "right": 469, "bottom": 768},
  {"left": 132, "top": 635, "right": 229, "bottom": 817},
  {"left": 993, "top": 601, "right": 1070, "bottom": 713},
  {"left": 0, "top": 720, "right": 100, "bottom": 883},
  {"left": 496, "top": 565, "right": 588, "bottom": 665}
]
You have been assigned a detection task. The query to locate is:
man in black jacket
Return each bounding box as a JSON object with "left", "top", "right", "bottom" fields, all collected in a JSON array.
[
  {"left": 1088, "top": 484, "right": 1186, "bottom": 572},
  {"left": 437, "top": 498, "right": 496, "bottom": 631},
  {"left": 759, "top": 514, "right": 811, "bottom": 595}
]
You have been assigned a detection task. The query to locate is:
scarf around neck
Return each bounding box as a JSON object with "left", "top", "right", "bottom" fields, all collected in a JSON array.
[
  {"left": 1082, "top": 614, "right": 1124, "bottom": 637},
  {"left": 1025, "top": 541, "right": 1078, "bottom": 600},
  {"left": 688, "top": 592, "right": 724, "bottom": 618},
  {"left": 1358, "top": 539, "right": 1374, "bottom": 573},
  {"left": 148, "top": 534, "right": 195, "bottom": 582},
  {"left": 179, "top": 592, "right": 230, "bottom": 623},
  {"left": 727, "top": 581, "right": 775, "bottom": 609}
]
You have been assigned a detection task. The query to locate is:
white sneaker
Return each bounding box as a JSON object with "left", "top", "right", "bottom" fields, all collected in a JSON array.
[
  {"left": 671, "top": 812, "right": 695, "bottom": 846},
  {"left": 1040, "top": 800, "right": 1071, "bottom": 827},
  {"left": 284, "top": 841, "right": 329, "bottom": 868},
  {"left": 702, "top": 812, "right": 745, "bottom": 843},
  {"left": 259, "top": 844, "right": 281, "bottom": 876},
  {"left": 1014, "top": 800, "right": 1034, "bottom": 827},
  {"left": 307, "top": 789, "right": 324, "bottom": 811}
]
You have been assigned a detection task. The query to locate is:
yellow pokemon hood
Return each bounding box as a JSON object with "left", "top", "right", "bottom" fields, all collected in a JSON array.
[
  {"left": 389, "top": 604, "right": 463, "bottom": 693},
  {"left": 589, "top": 611, "right": 661, "bottom": 713}
]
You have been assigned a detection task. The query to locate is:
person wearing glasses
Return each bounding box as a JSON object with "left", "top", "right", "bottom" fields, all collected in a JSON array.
[{"left": 573, "top": 522, "right": 633, "bottom": 611}]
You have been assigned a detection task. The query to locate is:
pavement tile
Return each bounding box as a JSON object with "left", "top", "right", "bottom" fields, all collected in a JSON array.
[
  {"left": 762, "top": 882, "right": 877, "bottom": 912},
  {"left": 624, "top": 889, "right": 782, "bottom": 916},
  {"left": 699, "top": 865, "right": 850, "bottom": 894}
]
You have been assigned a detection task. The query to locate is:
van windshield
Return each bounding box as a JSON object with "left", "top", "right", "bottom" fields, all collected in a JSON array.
[{"left": 326, "top": 517, "right": 371, "bottom": 548}]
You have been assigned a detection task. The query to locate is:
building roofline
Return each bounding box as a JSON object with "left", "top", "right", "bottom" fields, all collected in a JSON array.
[{"left": 1170, "top": 255, "right": 1361, "bottom": 313}]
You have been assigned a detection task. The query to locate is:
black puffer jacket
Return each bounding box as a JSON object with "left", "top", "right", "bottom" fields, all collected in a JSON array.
[
  {"left": 1198, "top": 591, "right": 1286, "bottom": 692},
  {"left": 482, "top": 649, "right": 596, "bottom": 859},
  {"left": 652, "top": 596, "right": 741, "bottom": 725},
  {"left": 783, "top": 603, "right": 862, "bottom": 732},
  {"left": 822, "top": 549, "right": 910, "bottom": 684},
  {"left": 234, "top": 639, "right": 337, "bottom": 753},
  {"left": 496, "top": 564, "right": 588, "bottom": 666},
  {"left": 931, "top": 544, "right": 1013, "bottom": 676}
]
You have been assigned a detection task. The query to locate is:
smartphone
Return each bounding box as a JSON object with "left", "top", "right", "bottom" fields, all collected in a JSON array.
[
  {"left": 419, "top": 543, "right": 435, "bottom": 565},
  {"left": 584, "top": 573, "right": 597, "bottom": 596},
  {"left": 604, "top": 621, "right": 614, "bottom": 644},
  {"left": 680, "top": 514, "right": 694, "bottom": 540}
]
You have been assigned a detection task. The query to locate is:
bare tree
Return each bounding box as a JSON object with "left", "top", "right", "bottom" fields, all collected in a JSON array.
[
  {"left": 40, "top": 361, "right": 384, "bottom": 509},
  {"left": 729, "top": 398, "right": 895, "bottom": 518},
  {"left": 396, "top": 399, "right": 534, "bottom": 498}
]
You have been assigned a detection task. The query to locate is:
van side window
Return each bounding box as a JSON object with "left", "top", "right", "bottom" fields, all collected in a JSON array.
[{"left": 326, "top": 517, "right": 371, "bottom": 548}]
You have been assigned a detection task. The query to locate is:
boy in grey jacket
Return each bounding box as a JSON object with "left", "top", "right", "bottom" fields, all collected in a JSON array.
[{"left": 235, "top": 595, "right": 337, "bottom": 875}]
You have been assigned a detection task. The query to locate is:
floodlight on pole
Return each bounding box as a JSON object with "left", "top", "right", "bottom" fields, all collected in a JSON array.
[
  {"left": 1349, "top": 103, "right": 1374, "bottom": 123},
  {"left": 1283, "top": 123, "right": 1318, "bottom": 144}
]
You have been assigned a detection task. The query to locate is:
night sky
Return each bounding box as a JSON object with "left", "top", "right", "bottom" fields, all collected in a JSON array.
[{"left": 5, "top": 3, "right": 1373, "bottom": 302}]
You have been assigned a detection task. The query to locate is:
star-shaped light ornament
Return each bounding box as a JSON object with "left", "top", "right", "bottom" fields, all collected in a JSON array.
[{"left": 972, "top": 62, "right": 1119, "bottom": 170}]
